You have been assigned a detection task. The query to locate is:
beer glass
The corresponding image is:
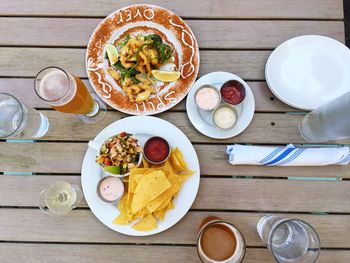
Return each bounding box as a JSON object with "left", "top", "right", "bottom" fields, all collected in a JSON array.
[
  {"left": 197, "top": 216, "right": 246, "bottom": 263},
  {"left": 34, "top": 67, "right": 106, "bottom": 123},
  {"left": 257, "top": 215, "right": 320, "bottom": 263},
  {"left": 0, "top": 93, "right": 49, "bottom": 139}
]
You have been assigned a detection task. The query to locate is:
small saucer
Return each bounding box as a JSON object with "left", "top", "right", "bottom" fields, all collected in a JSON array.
[{"left": 186, "top": 72, "right": 255, "bottom": 139}]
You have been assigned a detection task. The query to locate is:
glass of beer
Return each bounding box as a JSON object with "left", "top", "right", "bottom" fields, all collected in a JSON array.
[
  {"left": 257, "top": 215, "right": 320, "bottom": 263},
  {"left": 38, "top": 181, "right": 83, "bottom": 216},
  {"left": 34, "top": 66, "right": 106, "bottom": 123},
  {"left": 197, "top": 216, "right": 246, "bottom": 263}
]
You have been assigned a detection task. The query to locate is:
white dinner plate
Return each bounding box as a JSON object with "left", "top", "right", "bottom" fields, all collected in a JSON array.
[
  {"left": 81, "top": 116, "right": 200, "bottom": 236},
  {"left": 266, "top": 35, "right": 350, "bottom": 110},
  {"left": 186, "top": 71, "right": 255, "bottom": 139}
]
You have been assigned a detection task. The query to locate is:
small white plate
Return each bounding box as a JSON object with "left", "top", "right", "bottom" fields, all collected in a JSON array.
[
  {"left": 81, "top": 116, "right": 200, "bottom": 236},
  {"left": 266, "top": 35, "right": 350, "bottom": 110},
  {"left": 186, "top": 72, "right": 255, "bottom": 139}
]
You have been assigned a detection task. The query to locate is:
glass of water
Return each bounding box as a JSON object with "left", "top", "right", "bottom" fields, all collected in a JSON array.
[
  {"left": 299, "top": 91, "right": 350, "bottom": 142},
  {"left": 257, "top": 215, "right": 320, "bottom": 263},
  {"left": 38, "top": 181, "right": 83, "bottom": 216},
  {"left": 0, "top": 93, "right": 49, "bottom": 139}
]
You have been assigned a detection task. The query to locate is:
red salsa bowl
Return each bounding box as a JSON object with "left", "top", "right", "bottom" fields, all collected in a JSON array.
[
  {"left": 220, "top": 80, "right": 246, "bottom": 105},
  {"left": 143, "top": 136, "right": 171, "bottom": 164}
]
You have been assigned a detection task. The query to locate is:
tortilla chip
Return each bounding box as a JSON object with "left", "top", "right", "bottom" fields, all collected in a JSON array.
[
  {"left": 146, "top": 169, "right": 180, "bottom": 212},
  {"left": 153, "top": 209, "right": 166, "bottom": 221},
  {"left": 142, "top": 158, "right": 149, "bottom": 168},
  {"left": 154, "top": 200, "right": 174, "bottom": 221},
  {"left": 132, "top": 214, "right": 157, "bottom": 231},
  {"left": 112, "top": 212, "right": 131, "bottom": 225},
  {"left": 134, "top": 207, "right": 150, "bottom": 219},
  {"left": 174, "top": 148, "right": 188, "bottom": 170},
  {"left": 131, "top": 170, "right": 171, "bottom": 213},
  {"left": 113, "top": 147, "right": 194, "bottom": 231},
  {"left": 118, "top": 194, "right": 128, "bottom": 212},
  {"left": 178, "top": 170, "right": 195, "bottom": 185},
  {"left": 126, "top": 192, "right": 135, "bottom": 221},
  {"left": 155, "top": 196, "right": 172, "bottom": 211},
  {"left": 147, "top": 193, "right": 172, "bottom": 213}
]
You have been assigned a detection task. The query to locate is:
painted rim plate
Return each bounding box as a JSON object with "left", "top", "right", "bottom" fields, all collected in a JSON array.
[
  {"left": 81, "top": 116, "right": 200, "bottom": 236},
  {"left": 86, "top": 4, "right": 200, "bottom": 115},
  {"left": 265, "top": 35, "right": 350, "bottom": 110}
]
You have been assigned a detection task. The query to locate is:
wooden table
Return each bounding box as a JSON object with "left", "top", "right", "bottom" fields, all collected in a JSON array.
[{"left": 0, "top": 1, "right": 349, "bottom": 262}]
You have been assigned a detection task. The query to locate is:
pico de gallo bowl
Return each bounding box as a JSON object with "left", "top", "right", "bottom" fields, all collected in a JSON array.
[{"left": 96, "top": 132, "right": 143, "bottom": 176}]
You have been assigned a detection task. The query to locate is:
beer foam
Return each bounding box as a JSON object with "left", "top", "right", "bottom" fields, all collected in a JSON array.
[{"left": 39, "top": 70, "right": 70, "bottom": 101}]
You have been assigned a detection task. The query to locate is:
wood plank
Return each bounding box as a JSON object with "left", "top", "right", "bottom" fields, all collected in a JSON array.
[
  {"left": 0, "top": 48, "right": 269, "bottom": 80},
  {"left": 1, "top": 143, "right": 349, "bottom": 177},
  {"left": 1, "top": 209, "right": 350, "bottom": 248},
  {"left": 0, "top": 244, "right": 348, "bottom": 263},
  {"left": 37, "top": 111, "right": 308, "bottom": 143},
  {"left": 15, "top": 110, "right": 350, "bottom": 144},
  {"left": 0, "top": 18, "right": 344, "bottom": 48},
  {"left": 0, "top": 78, "right": 296, "bottom": 112},
  {"left": 0, "top": 0, "right": 343, "bottom": 19},
  {"left": 0, "top": 175, "right": 349, "bottom": 212}
]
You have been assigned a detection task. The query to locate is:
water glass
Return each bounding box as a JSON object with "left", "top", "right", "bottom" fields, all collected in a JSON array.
[
  {"left": 299, "top": 91, "right": 350, "bottom": 142},
  {"left": 38, "top": 181, "right": 83, "bottom": 216},
  {"left": 34, "top": 66, "right": 106, "bottom": 123},
  {"left": 257, "top": 215, "right": 320, "bottom": 263},
  {"left": 0, "top": 93, "right": 49, "bottom": 139}
]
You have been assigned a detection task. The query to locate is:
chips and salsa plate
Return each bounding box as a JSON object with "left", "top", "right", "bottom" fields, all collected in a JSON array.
[{"left": 81, "top": 116, "right": 200, "bottom": 236}]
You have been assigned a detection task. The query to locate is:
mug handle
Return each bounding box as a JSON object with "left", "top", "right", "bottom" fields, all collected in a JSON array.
[{"left": 88, "top": 140, "right": 100, "bottom": 151}]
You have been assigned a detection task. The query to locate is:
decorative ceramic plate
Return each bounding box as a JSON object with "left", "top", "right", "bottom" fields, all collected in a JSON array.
[
  {"left": 81, "top": 116, "right": 200, "bottom": 236},
  {"left": 86, "top": 4, "right": 200, "bottom": 115}
]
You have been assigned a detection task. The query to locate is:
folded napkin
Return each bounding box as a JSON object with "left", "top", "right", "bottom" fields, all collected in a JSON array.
[{"left": 226, "top": 144, "right": 350, "bottom": 166}]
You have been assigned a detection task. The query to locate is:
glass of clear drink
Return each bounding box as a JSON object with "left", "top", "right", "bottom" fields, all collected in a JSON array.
[
  {"left": 38, "top": 181, "right": 83, "bottom": 216},
  {"left": 299, "top": 91, "right": 350, "bottom": 142},
  {"left": 0, "top": 93, "right": 49, "bottom": 139},
  {"left": 257, "top": 215, "right": 320, "bottom": 263},
  {"left": 34, "top": 66, "right": 106, "bottom": 123}
]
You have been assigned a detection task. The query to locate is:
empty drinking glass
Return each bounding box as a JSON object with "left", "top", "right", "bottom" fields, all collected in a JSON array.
[
  {"left": 34, "top": 66, "right": 106, "bottom": 123},
  {"left": 38, "top": 181, "right": 83, "bottom": 216},
  {"left": 257, "top": 215, "right": 320, "bottom": 263},
  {"left": 299, "top": 91, "right": 350, "bottom": 142},
  {"left": 0, "top": 93, "right": 49, "bottom": 139}
]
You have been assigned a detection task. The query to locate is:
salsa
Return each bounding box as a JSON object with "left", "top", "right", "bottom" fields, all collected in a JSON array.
[
  {"left": 96, "top": 132, "right": 142, "bottom": 175},
  {"left": 144, "top": 137, "right": 170, "bottom": 163},
  {"left": 220, "top": 80, "right": 246, "bottom": 105}
]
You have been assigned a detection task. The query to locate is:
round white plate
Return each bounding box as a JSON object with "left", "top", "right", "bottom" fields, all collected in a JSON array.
[
  {"left": 81, "top": 116, "right": 200, "bottom": 236},
  {"left": 186, "top": 71, "right": 255, "bottom": 139},
  {"left": 266, "top": 35, "right": 350, "bottom": 110}
]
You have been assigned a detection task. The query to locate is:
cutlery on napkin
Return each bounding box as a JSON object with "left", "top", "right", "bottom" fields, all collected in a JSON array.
[{"left": 226, "top": 144, "right": 350, "bottom": 166}]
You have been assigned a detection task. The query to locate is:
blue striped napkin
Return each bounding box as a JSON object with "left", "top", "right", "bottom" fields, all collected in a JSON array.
[{"left": 226, "top": 144, "right": 350, "bottom": 166}]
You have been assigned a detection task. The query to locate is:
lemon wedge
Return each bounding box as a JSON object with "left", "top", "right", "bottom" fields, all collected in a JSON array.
[
  {"left": 151, "top": 70, "right": 181, "bottom": 82},
  {"left": 105, "top": 44, "right": 119, "bottom": 65}
]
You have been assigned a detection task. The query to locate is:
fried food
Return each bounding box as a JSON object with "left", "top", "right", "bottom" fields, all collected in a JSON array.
[
  {"left": 105, "top": 34, "right": 175, "bottom": 102},
  {"left": 112, "top": 147, "right": 194, "bottom": 231}
]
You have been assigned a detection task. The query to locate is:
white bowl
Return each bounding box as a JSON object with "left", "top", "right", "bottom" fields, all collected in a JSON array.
[{"left": 88, "top": 137, "right": 143, "bottom": 177}]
